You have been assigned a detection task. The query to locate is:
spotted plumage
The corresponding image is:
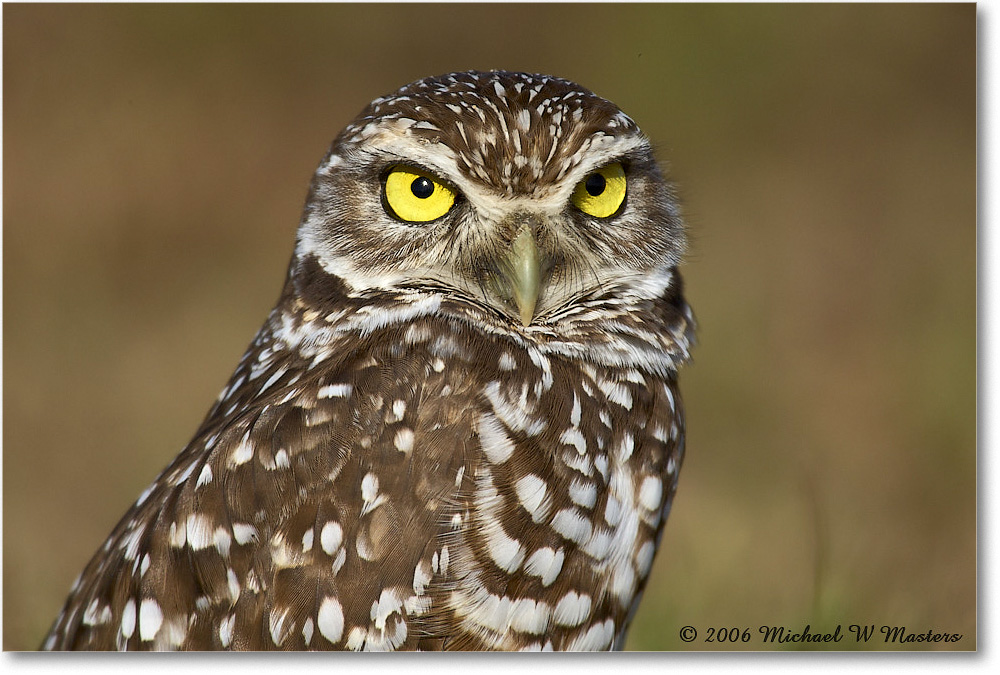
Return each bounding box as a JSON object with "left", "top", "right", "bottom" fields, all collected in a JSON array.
[{"left": 43, "top": 70, "right": 695, "bottom": 651}]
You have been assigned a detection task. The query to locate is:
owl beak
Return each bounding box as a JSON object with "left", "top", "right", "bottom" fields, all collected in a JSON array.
[{"left": 505, "top": 225, "right": 542, "bottom": 327}]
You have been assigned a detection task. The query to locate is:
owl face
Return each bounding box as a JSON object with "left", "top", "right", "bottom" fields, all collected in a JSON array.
[{"left": 295, "top": 71, "right": 684, "bottom": 330}]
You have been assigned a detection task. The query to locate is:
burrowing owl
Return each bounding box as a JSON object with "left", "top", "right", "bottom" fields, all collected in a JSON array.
[{"left": 43, "top": 70, "right": 695, "bottom": 651}]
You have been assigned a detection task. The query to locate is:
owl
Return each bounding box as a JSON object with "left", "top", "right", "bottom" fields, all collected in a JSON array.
[{"left": 42, "top": 70, "right": 695, "bottom": 651}]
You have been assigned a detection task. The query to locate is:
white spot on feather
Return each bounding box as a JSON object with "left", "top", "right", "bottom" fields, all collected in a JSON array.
[
  {"left": 229, "top": 435, "right": 254, "bottom": 467},
  {"left": 185, "top": 514, "right": 216, "bottom": 550},
  {"left": 138, "top": 599, "right": 163, "bottom": 641},
  {"left": 321, "top": 521, "right": 343, "bottom": 555},
  {"left": 392, "top": 399, "right": 407, "bottom": 419},
  {"left": 477, "top": 412, "right": 516, "bottom": 464},
  {"left": 413, "top": 560, "right": 432, "bottom": 595},
  {"left": 214, "top": 527, "right": 232, "bottom": 557},
  {"left": 601, "top": 380, "right": 632, "bottom": 410},
  {"left": 120, "top": 525, "right": 145, "bottom": 561},
  {"left": 82, "top": 599, "right": 112, "bottom": 626},
  {"left": 318, "top": 597, "right": 345, "bottom": 643},
  {"left": 120, "top": 599, "right": 136, "bottom": 639},
  {"left": 499, "top": 352, "right": 517, "bottom": 371},
  {"left": 636, "top": 540, "right": 656, "bottom": 577},
  {"left": 361, "top": 473, "right": 379, "bottom": 502},
  {"left": 514, "top": 474, "right": 550, "bottom": 522},
  {"left": 485, "top": 525, "right": 525, "bottom": 573},
  {"left": 612, "top": 564, "right": 637, "bottom": 605},
  {"left": 195, "top": 465, "right": 213, "bottom": 489},
  {"left": 394, "top": 428, "right": 414, "bottom": 453},
  {"left": 257, "top": 368, "right": 284, "bottom": 395},
  {"left": 510, "top": 598, "right": 550, "bottom": 635},
  {"left": 371, "top": 588, "right": 404, "bottom": 631},
  {"left": 274, "top": 449, "right": 290, "bottom": 469},
  {"left": 345, "top": 626, "right": 365, "bottom": 651},
  {"left": 524, "top": 547, "right": 564, "bottom": 586},
  {"left": 483, "top": 381, "right": 546, "bottom": 436},
  {"left": 639, "top": 476, "right": 663, "bottom": 511},
  {"left": 617, "top": 433, "right": 634, "bottom": 462},
  {"left": 218, "top": 614, "right": 235, "bottom": 648},
  {"left": 227, "top": 569, "right": 240, "bottom": 602},
  {"left": 551, "top": 508, "right": 593, "bottom": 545},
  {"left": 331, "top": 547, "right": 347, "bottom": 575},
  {"left": 552, "top": 591, "right": 591, "bottom": 627},
  {"left": 568, "top": 478, "right": 598, "bottom": 509},
  {"left": 269, "top": 608, "right": 291, "bottom": 646},
  {"left": 566, "top": 618, "right": 615, "bottom": 651},
  {"left": 317, "top": 383, "right": 352, "bottom": 399},
  {"left": 516, "top": 107, "right": 532, "bottom": 131},
  {"left": 560, "top": 427, "right": 587, "bottom": 455},
  {"left": 302, "top": 617, "right": 314, "bottom": 646},
  {"left": 232, "top": 523, "right": 259, "bottom": 545},
  {"left": 585, "top": 526, "right": 614, "bottom": 561}
]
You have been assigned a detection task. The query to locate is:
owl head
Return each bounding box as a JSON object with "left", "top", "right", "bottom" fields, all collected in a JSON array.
[{"left": 293, "top": 71, "right": 685, "bottom": 331}]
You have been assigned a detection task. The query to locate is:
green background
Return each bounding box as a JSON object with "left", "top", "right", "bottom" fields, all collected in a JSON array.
[{"left": 3, "top": 3, "right": 975, "bottom": 650}]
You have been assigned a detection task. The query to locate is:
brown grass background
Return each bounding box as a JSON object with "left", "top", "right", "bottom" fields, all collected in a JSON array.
[{"left": 3, "top": 4, "right": 975, "bottom": 651}]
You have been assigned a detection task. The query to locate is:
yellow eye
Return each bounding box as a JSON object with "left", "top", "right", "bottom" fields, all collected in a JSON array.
[
  {"left": 383, "top": 167, "right": 456, "bottom": 222},
  {"left": 571, "top": 162, "right": 627, "bottom": 218}
]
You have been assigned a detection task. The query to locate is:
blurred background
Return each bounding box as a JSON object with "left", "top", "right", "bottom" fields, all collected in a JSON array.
[{"left": 3, "top": 4, "right": 974, "bottom": 651}]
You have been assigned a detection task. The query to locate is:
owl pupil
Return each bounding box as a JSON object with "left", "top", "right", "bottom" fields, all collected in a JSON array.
[
  {"left": 411, "top": 177, "right": 435, "bottom": 199},
  {"left": 585, "top": 173, "right": 606, "bottom": 197}
]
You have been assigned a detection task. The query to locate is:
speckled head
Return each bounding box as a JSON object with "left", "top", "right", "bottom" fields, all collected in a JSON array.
[
  {"left": 337, "top": 71, "right": 642, "bottom": 197},
  {"left": 295, "top": 70, "right": 684, "bottom": 336}
]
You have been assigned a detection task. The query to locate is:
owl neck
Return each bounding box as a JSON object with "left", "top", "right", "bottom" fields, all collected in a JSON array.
[{"left": 274, "top": 253, "right": 694, "bottom": 377}]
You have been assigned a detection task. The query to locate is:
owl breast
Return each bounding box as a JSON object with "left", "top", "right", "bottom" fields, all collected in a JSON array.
[{"left": 229, "top": 306, "right": 687, "bottom": 651}]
